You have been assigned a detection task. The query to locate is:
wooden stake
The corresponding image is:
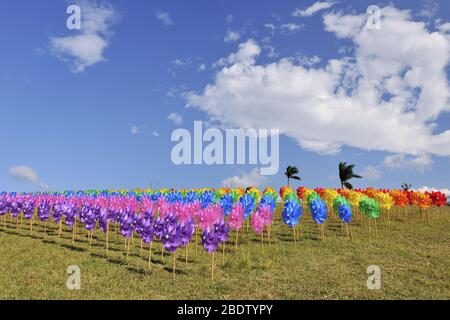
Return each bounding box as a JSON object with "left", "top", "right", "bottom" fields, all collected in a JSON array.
[
  {"left": 147, "top": 241, "right": 153, "bottom": 269},
  {"left": 173, "top": 251, "right": 176, "bottom": 279},
  {"left": 222, "top": 242, "right": 225, "bottom": 266},
  {"left": 126, "top": 237, "right": 130, "bottom": 260},
  {"left": 29, "top": 215, "right": 33, "bottom": 236},
  {"left": 195, "top": 227, "right": 198, "bottom": 259},
  {"left": 211, "top": 252, "right": 215, "bottom": 280},
  {"left": 58, "top": 219, "right": 62, "bottom": 239},
  {"left": 105, "top": 221, "right": 109, "bottom": 256},
  {"left": 349, "top": 223, "right": 353, "bottom": 241}
]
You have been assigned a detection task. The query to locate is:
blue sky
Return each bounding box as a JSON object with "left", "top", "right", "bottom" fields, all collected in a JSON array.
[{"left": 1, "top": 0, "right": 449, "bottom": 192}]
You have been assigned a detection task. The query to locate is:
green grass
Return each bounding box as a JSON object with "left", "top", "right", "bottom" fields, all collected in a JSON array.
[{"left": 0, "top": 206, "right": 449, "bottom": 299}]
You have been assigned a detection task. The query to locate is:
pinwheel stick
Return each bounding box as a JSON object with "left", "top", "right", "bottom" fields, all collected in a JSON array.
[
  {"left": 235, "top": 229, "right": 239, "bottom": 249},
  {"left": 72, "top": 220, "right": 76, "bottom": 244},
  {"left": 29, "top": 215, "right": 33, "bottom": 236},
  {"left": 293, "top": 227, "right": 296, "bottom": 245},
  {"left": 105, "top": 221, "right": 109, "bottom": 256},
  {"left": 89, "top": 231, "right": 93, "bottom": 251},
  {"left": 222, "top": 242, "right": 225, "bottom": 266},
  {"left": 211, "top": 252, "right": 215, "bottom": 280},
  {"left": 126, "top": 237, "right": 131, "bottom": 260},
  {"left": 58, "top": 220, "right": 62, "bottom": 239},
  {"left": 185, "top": 245, "right": 188, "bottom": 267},
  {"left": 195, "top": 227, "right": 198, "bottom": 259},
  {"left": 173, "top": 252, "right": 176, "bottom": 279},
  {"left": 147, "top": 241, "right": 153, "bottom": 269},
  {"left": 140, "top": 239, "right": 143, "bottom": 256}
]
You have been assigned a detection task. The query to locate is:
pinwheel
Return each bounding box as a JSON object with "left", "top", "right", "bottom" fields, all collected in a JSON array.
[
  {"left": 38, "top": 200, "right": 51, "bottom": 224},
  {"left": 282, "top": 196, "right": 302, "bottom": 244},
  {"left": 282, "top": 199, "right": 302, "bottom": 227},
  {"left": 228, "top": 203, "right": 245, "bottom": 248},
  {"left": 201, "top": 227, "right": 220, "bottom": 279},
  {"left": 333, "top": 195, "right": 352, "bottom": 239},
  {"left": 213, "top": 219, "right": 229, "bottom": 265},
  {"left": 310, "top": 197, "right": 327, "bottom": 242},
  {"left": 179, "top": 218, "right": 195, "bottom": 266},
  {"left": 359, "top": 197, "right": 381, "bottom": 234},
  {"left": 239, "top": 193, "right": 255, "bottom": 228},
  {"left": 219, "top": 194, "right": 233, "bottom": 216}
]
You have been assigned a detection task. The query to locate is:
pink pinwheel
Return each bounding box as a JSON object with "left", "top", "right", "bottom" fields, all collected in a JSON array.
[
  {"left": 198, "top": 204, "right": 223, "bottom": 230},
  {"left": 228, "top": 203, "right": 244, "bottom": 231},
  {"left": 157, "top": 198, "right": 172, "bottom": 218},
  {"left": 251, "top": 211, "right": 264, "bottom": 235},
  {"left": 258, "top": 204, "right": 274, "bottom": 226},
  {"left": 176, "top": 203, "right": 191, "bottom": 222}
]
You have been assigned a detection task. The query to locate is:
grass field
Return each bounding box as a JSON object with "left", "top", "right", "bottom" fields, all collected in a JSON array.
[{"left": 0, "top": 206, "right": 449, "bottom": 300}]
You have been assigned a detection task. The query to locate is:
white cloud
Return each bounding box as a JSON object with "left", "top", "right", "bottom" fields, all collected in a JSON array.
[
  {"left": 172, "top": 58, "right": 192, "bottom": 66},
  {"left": 436, "top": 21, "right": 450, "bottom": 33},
  {"left": 213, "top": 39, "right": 261, "bottom": 67},
  {"left": 167, "top": 112, "right": 183, "bottom": 125},
  {"left": 292, "top": 1, "right": 336, "bottom": 17},
  {"left": 155, "top": 10, "right": 173, "bottom": 26},
  {"left": 186, "top": 7, "right": 450, "bottom": 162},
  {"left": 222, "top": 168, "right": 268, "bottom": 188},
  {"left": 152, "top": 131, "right": 160, "bottom": 137},
  {"left": 417, "top": 0, "right": 438, "bottom": 19},
  {"left": 224, "top": 29, "right": 241, "bottom": 43},
  {"left": 131, "top": 125, "right": 140, "bottom": 134},
  {"left": 9, "top": 165, "right": 49, "bottom": 190},
  {"left": 197, "top": 63, "right": 206, "bottom": 71},
  {"left": 280, "top": 23, "right": 303, "bottom": 34},
  {"left": 296, "top": 54, "right": 321, "bottom": 67},
  {"left": 226, "top": 14, "right": 234, "bottom": 24},
  {"left": 361, "top": 165, "right": 381, "bottom": 179},
  {"left": 382, "top": 154, "right": 433, "bottom": 172},
  {"left": 264, "top": 23, "right": 303, "bottom": 35},
  {"left": 49, "top": 0, "right": 119, "bottom": 73}
]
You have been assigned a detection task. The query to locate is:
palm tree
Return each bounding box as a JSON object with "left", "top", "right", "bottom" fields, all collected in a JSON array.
[
  {"left": 338, "top": 161, "right": 362, "bottom": 189},
  {"left": 401, "top": 183, "right": 412, "bottom": 191},
  {"left": 284, "top": 165, "right": 301, "bottom": 187}
]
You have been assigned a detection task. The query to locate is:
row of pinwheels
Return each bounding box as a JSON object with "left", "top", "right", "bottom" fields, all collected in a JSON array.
[{"left": 0, "top": 187, "right": 446, "bottom": 278}]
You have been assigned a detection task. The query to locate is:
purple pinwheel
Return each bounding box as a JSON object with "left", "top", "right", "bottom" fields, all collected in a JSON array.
[
  {"left": 22, "top": 198, "right": 35, "bottom": 220},
  {"left": 161, "top": 223, "right": 181, "bottom": 252},
  {"left": 179, "top": 218, "right": 195, "bottom": 247},
  {"left": 201, "top": 228, "right": 220, "bottom": 253},
  {"left": 213, "top": 219, "right": 229, "bottom": 243},
  {"left": 81, "top": 205, "right": 97, "bottom": 231},
  {"left": 52, "top": 201, "right": 63, "bottom": 224},
  {"left": 152, "top": 217, "right": 165, "bottom": 240},
  {"left": 119, "top": 212, "right": 134, "bottom": 238},
  {"left": 38, "top": 200, "right": 51, "bottom": 222},
  {"left": 139, "top": 216, "right": 154, "bottom": 244},
  {"left": 9, "top": 197, "right": 22, "bottom": 218}
]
